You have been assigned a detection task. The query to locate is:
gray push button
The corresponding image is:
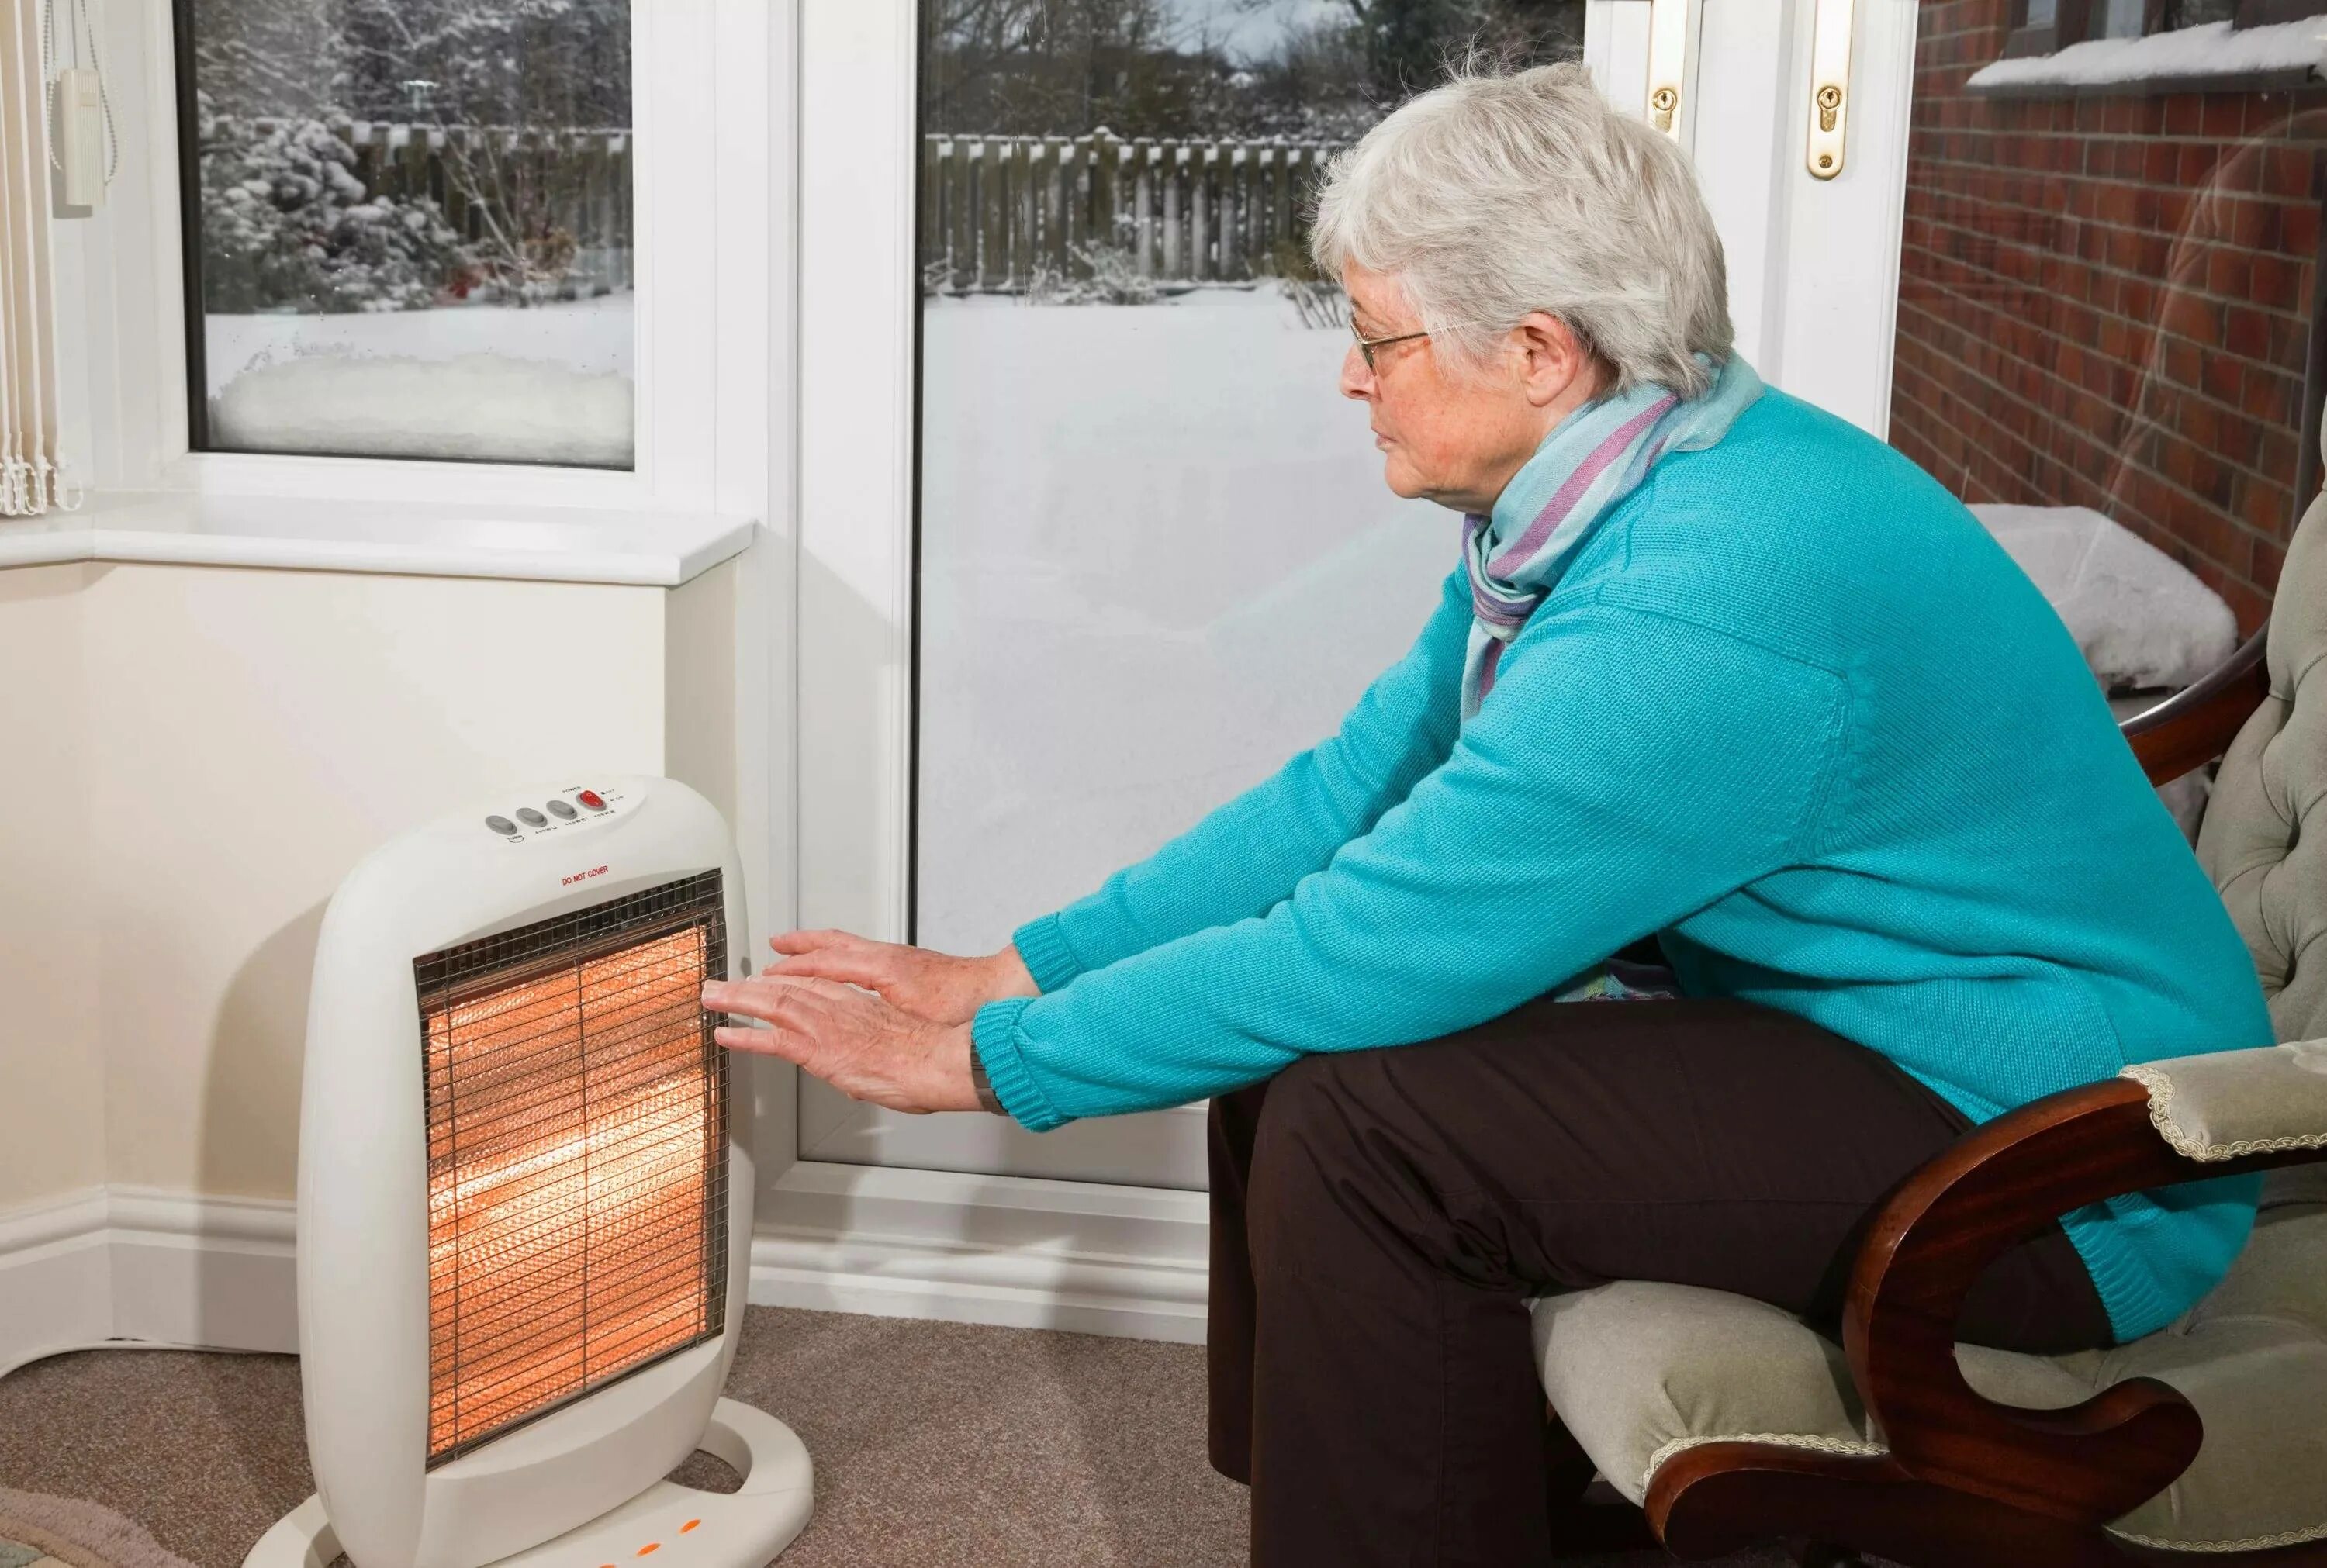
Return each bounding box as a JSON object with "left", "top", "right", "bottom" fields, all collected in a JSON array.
[
  {"left": 516, "top": 807, "right": 548, "bottom": 827},
  {"left": 546, "top": 800, "right": 578, "bottom": 820},
  {"left": 486, "top": 815, "right": 518, "bottom": 836}
]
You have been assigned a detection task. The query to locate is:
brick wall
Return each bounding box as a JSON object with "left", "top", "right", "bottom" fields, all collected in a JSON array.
[{"left": 1889, "top": 0, "right": 2327, "bottom": 635}]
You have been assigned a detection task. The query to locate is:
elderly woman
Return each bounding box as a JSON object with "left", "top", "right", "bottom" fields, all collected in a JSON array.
[{"left": 704, "top": 64, "right": 2269, "bottom": 1566}]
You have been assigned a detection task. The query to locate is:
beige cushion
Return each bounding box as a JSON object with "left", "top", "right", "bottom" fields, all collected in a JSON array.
[
  {"left": 2197, "top": 486, "right": 2327, "bottom": 1045},
  {"left": 1531, "top": 1199, "right": 2327, "bottom": 1551}
]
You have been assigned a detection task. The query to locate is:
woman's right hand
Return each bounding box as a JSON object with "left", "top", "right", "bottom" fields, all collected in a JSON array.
[{"left": 761, "top": 929, "right": 1038, "bottom": 1026}]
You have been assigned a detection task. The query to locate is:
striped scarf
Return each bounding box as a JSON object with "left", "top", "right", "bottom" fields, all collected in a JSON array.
[{"left": 1460, "top": 354, "right": 1765, "bottom": 720}]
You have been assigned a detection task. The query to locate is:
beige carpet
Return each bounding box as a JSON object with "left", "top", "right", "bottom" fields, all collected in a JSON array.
[{"left": 0, "top": 1306, "right": 1800, "bottom": 1568}]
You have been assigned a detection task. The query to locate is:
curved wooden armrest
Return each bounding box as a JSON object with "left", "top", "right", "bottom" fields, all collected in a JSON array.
[
  {"left": 1842, "top": 1073, "right": 2322, "bottom": 1527},
  {"left": 2121, "top": 629, "right": 2269, "bottom": 786}
]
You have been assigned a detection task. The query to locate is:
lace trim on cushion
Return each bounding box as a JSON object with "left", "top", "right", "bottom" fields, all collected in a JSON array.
[
  {"left": 1641, "top": 1432, "right": 1886, "bottom": 1494},
  {"left": 2121, "top": 1062, "right": 2327, "bottom": 1162},
  {"left": 2104, "top": 1521, "right": 2327, "bottom": 1552},
  {"left": 1642, "top": 1432, "right": 2327, "bottom": 1552}
]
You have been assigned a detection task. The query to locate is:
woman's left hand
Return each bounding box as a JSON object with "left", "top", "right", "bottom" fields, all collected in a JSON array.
[{"left": 703, "top": 976, "right": 984, "bottom": 1114}]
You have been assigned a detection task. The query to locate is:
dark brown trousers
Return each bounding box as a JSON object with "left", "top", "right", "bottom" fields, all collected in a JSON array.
[{"left": 1205, "top": 995, "right": 2112, "bottom": 1568}]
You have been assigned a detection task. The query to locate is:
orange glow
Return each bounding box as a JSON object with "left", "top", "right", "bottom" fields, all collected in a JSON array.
[{"left": 424, "top": 925, "right": 721, "bottom": 1461}]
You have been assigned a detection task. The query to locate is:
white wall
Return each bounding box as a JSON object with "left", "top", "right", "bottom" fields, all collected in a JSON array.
[
  {"left": 0, "top": 565, "right": 105, "bottom": 1208},
  {"left": 88, "top": 564, "right": 668, "bottom": 1200}
]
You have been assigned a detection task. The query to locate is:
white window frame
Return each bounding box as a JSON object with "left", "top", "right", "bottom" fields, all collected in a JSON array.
[
  {"left": 59, "top": 0, "right": 759, "bottom": 516},
  {"left": 775, "top": 0, "right": 1213, "bottom": 1338},
  {"left": 795, "top": 0, "right": 918, "bottom": 958}
]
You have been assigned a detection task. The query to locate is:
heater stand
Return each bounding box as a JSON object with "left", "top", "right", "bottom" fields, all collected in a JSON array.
[{"left": 242, "top": 1400, "right": 813, "bottom": 1568}]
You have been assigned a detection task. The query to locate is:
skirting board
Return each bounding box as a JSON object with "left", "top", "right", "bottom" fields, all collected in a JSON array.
[
  {"left": 749, "top": 1161, "right": 1211, "bottom": 1344},
  {"left": 0, "top": 1166, "right": 1210, "bottom": 1376},
  {"left": 0, "top": 1186, "right": 299, "bottom": 1376}
]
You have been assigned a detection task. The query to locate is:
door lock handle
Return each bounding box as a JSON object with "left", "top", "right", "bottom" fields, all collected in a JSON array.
[
  {"left": 1646, "top": 0, "right": 1694, "bottom": 140},
  {"left": 1807, "top": 0, "right": 1855, "bottom": 178}
]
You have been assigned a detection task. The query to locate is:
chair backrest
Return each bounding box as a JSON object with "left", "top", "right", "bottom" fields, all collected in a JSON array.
[
  {"left": 2197, "top": 454, "right": 2327, "bottom": 1045},
  {"left": 2193, "top": 431, "right": 2327, "bottom": 1214}
]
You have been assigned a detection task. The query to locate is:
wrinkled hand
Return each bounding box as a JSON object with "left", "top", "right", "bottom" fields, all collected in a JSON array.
[
  {"left": 762, "top": 929, "right": 1036, "bottom": 1026},
  {"left": 704, "top": 975, "right": 982, "bottom": 1114}
]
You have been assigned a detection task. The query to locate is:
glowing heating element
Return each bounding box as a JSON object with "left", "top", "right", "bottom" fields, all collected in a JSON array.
[{"left": 417, "top": 874, "right": 729, "bottom": 1466}]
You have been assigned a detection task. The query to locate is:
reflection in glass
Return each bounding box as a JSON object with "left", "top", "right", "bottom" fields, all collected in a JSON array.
[{"left": 182, "top": 0, "right": 634, "bottom": 467}]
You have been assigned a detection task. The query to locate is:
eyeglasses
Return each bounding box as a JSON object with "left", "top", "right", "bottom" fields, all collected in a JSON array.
[
  {"left": 1347, "top": 315, "right": 1478, "bottom": 371},
  {"left": 1349, "top": 316, "right": 1432, "bottom": 371}
]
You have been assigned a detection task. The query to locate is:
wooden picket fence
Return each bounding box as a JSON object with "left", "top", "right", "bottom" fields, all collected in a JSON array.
[
  {"left": 920, "top": 133, "right": 1346, "bottom": 293},
  {"left": 325, "top": 121, "right": 634, "bottom": 292}
]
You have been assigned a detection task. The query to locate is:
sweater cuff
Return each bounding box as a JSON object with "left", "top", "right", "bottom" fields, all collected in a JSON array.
[
  {"left": 970, "top": 998, "right": 1070, "bottom": 1132},
  {"left": 1010, "top": 914, "right": 1086, "bottom": 993}
]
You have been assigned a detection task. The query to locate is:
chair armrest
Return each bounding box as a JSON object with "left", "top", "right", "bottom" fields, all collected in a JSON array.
[
  {"left": 2120, "top": 628, "right": 2269, "bottom": 786},
  {"left": 2122, "top": 1040, "right": 2327, "bottom": 1160},
  {"left": 1841, "top": 1047, "right": 2327, "bottom": 1526}
]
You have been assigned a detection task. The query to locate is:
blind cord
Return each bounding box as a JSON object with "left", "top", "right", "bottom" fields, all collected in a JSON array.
[{"left": 40, "top": 0, "right": 120, "bottom": 185}]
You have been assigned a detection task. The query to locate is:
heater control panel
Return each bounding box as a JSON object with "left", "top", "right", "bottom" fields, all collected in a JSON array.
[{"left": 484, "top": 782, "right": 624, "bottom": 842}]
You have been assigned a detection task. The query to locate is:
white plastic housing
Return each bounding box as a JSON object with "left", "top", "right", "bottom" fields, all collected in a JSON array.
[
  {"left": 57, "top": 67, "right": 105, "bottom": 209},
  {"left": 296, "top": 776, "right": 753, "bottom": 1568}
]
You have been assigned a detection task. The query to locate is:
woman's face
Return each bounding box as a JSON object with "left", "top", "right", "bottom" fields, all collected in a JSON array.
[{"left": 1340, "top": 263, "right": 1602, "bottom": 516}]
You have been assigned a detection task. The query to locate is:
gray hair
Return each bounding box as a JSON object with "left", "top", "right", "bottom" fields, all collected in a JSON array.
[{"left": 1309, "top": 62, "right": 1733, "bottom": 399}]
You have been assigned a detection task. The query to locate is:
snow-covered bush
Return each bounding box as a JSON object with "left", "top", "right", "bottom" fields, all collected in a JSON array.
[
  {"left": 1273, "top": 274, "right": 1346, "bottom": 330},
  {"left": 1021, "top": 239, "right": 1160, "bottom": 306},
  {"left": 198, "top": 95, "right": 469, "bottom": 313}
]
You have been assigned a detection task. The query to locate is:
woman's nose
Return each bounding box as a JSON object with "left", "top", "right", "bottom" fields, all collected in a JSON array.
[{"left": 1340, "top": 344, "right": 1374, "bottom": 401}]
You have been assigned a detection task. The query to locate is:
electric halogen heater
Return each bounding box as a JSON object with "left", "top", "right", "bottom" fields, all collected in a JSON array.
[{"left": 244, "top": 777, "right": 811, "bottom": 1568}]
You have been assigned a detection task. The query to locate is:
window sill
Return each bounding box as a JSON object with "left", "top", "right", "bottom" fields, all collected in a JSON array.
[
  {"left": 0, "top": 492, "right": 757, "bottom": 586},
  {"left": 1965, "top": 17, "right": 2326, "bottom": 95}
]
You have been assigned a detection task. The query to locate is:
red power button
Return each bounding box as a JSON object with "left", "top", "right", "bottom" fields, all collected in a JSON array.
[{"left": 578, "top": 790, "right": 607, "bottom": 810}]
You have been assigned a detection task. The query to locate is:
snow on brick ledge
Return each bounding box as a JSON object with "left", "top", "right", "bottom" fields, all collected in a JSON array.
[{"left": 1966, "top": 18, "right": 2327, "bottom": 93}]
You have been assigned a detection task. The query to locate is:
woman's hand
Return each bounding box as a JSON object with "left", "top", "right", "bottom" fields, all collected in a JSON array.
[
  {"left": 762, "top": 929, "right": 1036, "bottom": 1025},
  {"left": 704, "top": 975, "right": 984, "bottom": 1114}
]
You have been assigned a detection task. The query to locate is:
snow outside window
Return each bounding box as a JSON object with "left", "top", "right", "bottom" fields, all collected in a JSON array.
[{"left": 178, "top": 0, "right": 634, "bottom": 469}]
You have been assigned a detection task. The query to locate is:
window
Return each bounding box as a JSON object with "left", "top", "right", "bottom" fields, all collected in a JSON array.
[
  {"left": 2004, "top": 0, "right": 2081, "bottom": 59},
  {"left": 2002, "top": 0, "right": 2317, "bottom": 64},
  {"left": 175, "top": 0, "right": 634, "bottom": 468}
]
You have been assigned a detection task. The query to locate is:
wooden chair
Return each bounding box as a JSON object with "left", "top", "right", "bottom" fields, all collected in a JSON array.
[{"left": 1530, "top": 554, "right": 2327, "bottom": 1564}]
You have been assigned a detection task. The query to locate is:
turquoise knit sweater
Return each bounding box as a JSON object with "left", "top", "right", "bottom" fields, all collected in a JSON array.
[{"left": 970, "top": 389, "right": 2271, "bottom": 1342}]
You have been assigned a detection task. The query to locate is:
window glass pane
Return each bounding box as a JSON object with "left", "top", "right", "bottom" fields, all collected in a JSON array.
[
  {"left": 1893, "top": 9, "right": 2323, "bottom": 830},
  {"left": 895, "top": 1, "right": 1577, "bottom": 1182},
  {"left": 2094, "top": 0, "right": 2145, "bottom": 36},
  {"left": 2026, "top": 0, "right": 2059, "bottom": 28},
  {"left": 2166, "top": 0, "right": 2239, "bottom": 26},
  {"left": 182, "top": 0, "right": 634, "bottom": 468}
]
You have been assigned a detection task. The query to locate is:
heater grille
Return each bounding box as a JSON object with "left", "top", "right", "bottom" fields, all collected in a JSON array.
[{"left": 416, "top": 871, "right": 729, "bottom": 1466}]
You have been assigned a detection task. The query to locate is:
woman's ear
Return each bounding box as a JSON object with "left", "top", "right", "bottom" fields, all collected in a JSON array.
[{"left": 1511, "top": 313, "right": 1595, "bottom": 409}]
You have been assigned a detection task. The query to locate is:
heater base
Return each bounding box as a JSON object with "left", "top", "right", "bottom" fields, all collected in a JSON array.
[{"left": 242, "top": 1399, "right": 814, "bottom": 1568}]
